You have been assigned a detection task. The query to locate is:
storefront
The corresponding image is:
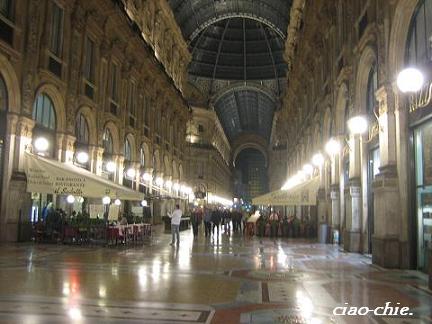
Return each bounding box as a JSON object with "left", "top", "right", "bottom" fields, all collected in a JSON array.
[{"left": 405, "top": 0, "right": 432, "bottom": 271}]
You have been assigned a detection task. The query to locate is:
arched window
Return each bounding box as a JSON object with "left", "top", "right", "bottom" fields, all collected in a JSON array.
[
  {"left": 366, "top": 64, "right": 378, "bottom": 116},
  {"left": 32, "top": 93, "right": 56, "bottom": 130},
  {"left": 0, "top": 75, "right": 7, "bottom": 112},
  {"left": 75, "top": 113, "right": 89, "bottom": 144},
  {"left": 407, "top": 0, "right": 432, "bottom": 65},
  {"left": 103, "top": 128, "right": 113, "bottom": 155},
  {"left": 124, "top": 138, "right": 132, "bottom": 161},
  {"left": 140, "top": 147, "right": 145, "bottom": 166}
]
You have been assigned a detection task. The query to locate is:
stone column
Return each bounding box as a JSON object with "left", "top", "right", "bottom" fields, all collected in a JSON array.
[
  {"left": 62, "top": 134, "right": 76, "bottom": 164},
  {"left": 114, "top": 155, "right": 125, "bottom": 185},
  {"left": 55, "top": 133, "right": 64, "bottom": 162},
  {"left": 143, "top": 168, "right": 153, "bottom": 194},
  {"left": 133, "top": 162, "right": 140, "bottom": 191},
  {"left": 0, "top": 113, "right": 20, "bottom": 241},
  {"left": 372, "top": 85, "right": 401, "bottom": 268},
  {"left": 90, "top": 146, "right": 104, "bottom": 176},
  {"left": 328, "top": 148, "right": 341, "bottom": 242},
  {"left": 330, "top": 184, "right": 340, "bottom": 232},
  {"left": 344, "top": 133, "right": 362, "bottom": 252},
  {"left": 14, "top": 116, "right": 34, "bottom": 171}
]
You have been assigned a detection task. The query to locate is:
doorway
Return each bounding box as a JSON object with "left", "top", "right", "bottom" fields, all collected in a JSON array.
[{"left": 414, "top": 120, "right": 432, "bottom": 271}]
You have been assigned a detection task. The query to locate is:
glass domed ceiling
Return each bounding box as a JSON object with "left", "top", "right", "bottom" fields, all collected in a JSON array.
[
  {"left": 168, "top": 0, "right": 291, "bottom": 143},
  {"left": 189, "top": 17, "right": 287, "bottom": 81}
]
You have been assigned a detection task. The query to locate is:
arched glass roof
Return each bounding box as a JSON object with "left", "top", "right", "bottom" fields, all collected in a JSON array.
[
  {"left": 168, "top": 0, "right": 291, "bottom": 143},
  {"left": 189, "top": 17, "right": 287, "bottom": 81},
  {"left": 214, "top": 89, "right": 275, "bottom": 142}
]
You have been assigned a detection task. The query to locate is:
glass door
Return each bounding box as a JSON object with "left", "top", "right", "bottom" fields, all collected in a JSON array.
[{"left": 414, "top": 121, "right": 432, "bottom": 271}]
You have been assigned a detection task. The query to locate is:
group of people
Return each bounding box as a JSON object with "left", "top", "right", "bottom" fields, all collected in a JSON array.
[
  {"left": 256, "top": 210, "right": 315, "bottom": 238},
  {"left": 188, "top": 207, "right": 249, "bottom": 238},
  {"left": 167, "top": 205, "right": 316, "bottom": 246}
]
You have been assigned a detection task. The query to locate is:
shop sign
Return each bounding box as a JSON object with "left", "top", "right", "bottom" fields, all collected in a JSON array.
[{"left": 409, "top": 81, "right": 432, "bottom": 113}]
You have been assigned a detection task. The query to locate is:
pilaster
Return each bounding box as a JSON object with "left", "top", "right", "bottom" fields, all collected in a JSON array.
[{"left": 344, "top": 177, "right": 362, "bottom": 252}]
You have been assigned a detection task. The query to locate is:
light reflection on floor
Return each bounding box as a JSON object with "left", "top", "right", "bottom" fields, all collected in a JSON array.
[{"left": 0, "top": 226, "right": 431, "bottom": 323}]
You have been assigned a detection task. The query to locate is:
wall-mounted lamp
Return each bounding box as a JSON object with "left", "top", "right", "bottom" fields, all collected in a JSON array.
[
  {"left": 347, "top": 115, "right": 368, "bottom": 135},
  {"left": 34, "top": 137, "right": 49, "bottom": 153},
  {"left": 325, "top": 138, "right": 341, "bottom": 156},
  {"left": 105, "top": 161, "right": 116, "bottom": 173},
  {"left": 397, "top": 67, "right": 424, "bottom": 93},
  {"left": 76, "top": 151, "right": 89, "bottom": 164}
]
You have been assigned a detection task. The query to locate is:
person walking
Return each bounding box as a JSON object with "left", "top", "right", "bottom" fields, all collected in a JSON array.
[
  {"left": 204, "top": 207, "right": 212, "bottom": 237},
  {"left": 211, "top": 208, "right": 221, "bottom": 238},
  {"left": 191, "top": 207, "right": 202, "bottom": 237},
  {"left": 168, "top": 204, "right": 182, "bottom": 246}
]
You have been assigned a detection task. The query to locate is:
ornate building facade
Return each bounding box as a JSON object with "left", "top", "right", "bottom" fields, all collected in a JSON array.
[
  {"left": 0, "top": 0, "right": 191, "bottom": 241},
  {"left": 185, "top": 107, "right": 232, "bottom": 205},
  {"left": 270, "top": 0, "right": 432, "bottom": 271}
]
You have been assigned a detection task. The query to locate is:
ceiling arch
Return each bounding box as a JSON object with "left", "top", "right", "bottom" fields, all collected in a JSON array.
[
  {"left": 214, "top": 88, "right": 276, "bottom": 143},
  {"left": 167, "top": 0, "right": 291, "bottom": 42},
  {"left": 168, "top": 0, "right": 291, "bottom": 144}
]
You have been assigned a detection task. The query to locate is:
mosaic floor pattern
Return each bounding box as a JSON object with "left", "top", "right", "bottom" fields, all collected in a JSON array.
[{"left": 0, "top": 226, "right": 431, "bottom": 323}]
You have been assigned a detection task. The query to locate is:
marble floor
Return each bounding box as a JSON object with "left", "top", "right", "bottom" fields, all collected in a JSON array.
[{"left": 0, "top": 226, "right": 431, "bottom": 324}]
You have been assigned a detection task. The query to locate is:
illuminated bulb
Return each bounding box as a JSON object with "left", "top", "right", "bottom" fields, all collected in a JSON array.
[
  {"left": 347, "top": 115, "right": 368, "bottom": 135},
  {"left": 102, "top": 196, "right": 111, "bottom": 205},
  {"left": 126, "top": 168, "right": 136, "bottom": 178},
  {"left": 34, "top": 137, "right": 49, "bottom": 152},
  {"left": 397, "top": 67, "right": 424, "bottom": 93},
  {"left": 142, "top": 172, "right": 151, "bottom": 181},
  {"left": 173, "top": 183, "right": 180, "bottom": 190},
  {"left": 114, "top": 199, "right": 121, "bottom": 206},
  {"left": 155, "top": 177, "right": 164, "bottom": 186},
  {"left": 76, "top": 151, "right": 89, "bottom": 164},
  {"left": 312, "top": 153, "right": 324, "bottom": 167},
  {"left": 141, "top": 199, "right": 148, "bottom": 207},
  {"left": 303, "top": 164, "right": 313, "bottom": 175},
  {"left": 106, "top": 161, "right": 116, "bottom": 173},
  {"left": 325, "top": 138, "right": 341, "bottom": 156},
  {"left": 66, "top": 195, "right": 75, "bottom": 204}
]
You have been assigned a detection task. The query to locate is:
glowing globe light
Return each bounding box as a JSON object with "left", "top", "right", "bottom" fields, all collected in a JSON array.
[
  {"left": 114, "top": 199, "right": 121, "bottom": 206},
  {"left": 76, "top": 151, "right": 89, "bottom": 164},
  {"left": 325, "top": 138, "right": 341, "bottom": 156},
  {"left": 66, "top": 195, "right": 75, "bottom": 204},
  {"left": 106, "top": 161, "right": 116, "bottom": 173},
  {"left": 397, "top": 67, "right": 424, "bottom": 93},
  {"left": 102, "top": 196, "right": 111, "bottom": 205},
  {"left": 34, "top": 137, "right": 49, "bottom": 152},
  {"left": 126, "top": 168, "right": 136, "bottom": 178},
  {"left": 141, "top": 200, "right": 148, "bottom": 207},
  {"left": 142, "top": 172, "right": 152, "bottom": 181},
  {"left": 155, "top": 177, "right": 164, "bottom": 186},
  {"left": 312, "top": 153, "right": 325, "bottom": 167},
  {"left": 303, "top": 164, "right": 313, "bottom": 175},
  {"left": 347, "top": 115, "right": 368, "bottom": 135}
]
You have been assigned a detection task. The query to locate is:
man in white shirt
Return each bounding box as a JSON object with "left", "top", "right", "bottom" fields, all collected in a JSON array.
[{"left": 168, "top": 204, "right": 182, "bottom": 245}]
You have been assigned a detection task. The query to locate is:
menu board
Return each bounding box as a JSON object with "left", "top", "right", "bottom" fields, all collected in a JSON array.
[
  {"left": 89, "top": 204, "right": 104, "bottom": 219},
  {"left": 131, "top": 206, "right": 143, "bottom": 216},
  {"left": 108, "top": 205, "right": 120, "bottom": 221}
]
